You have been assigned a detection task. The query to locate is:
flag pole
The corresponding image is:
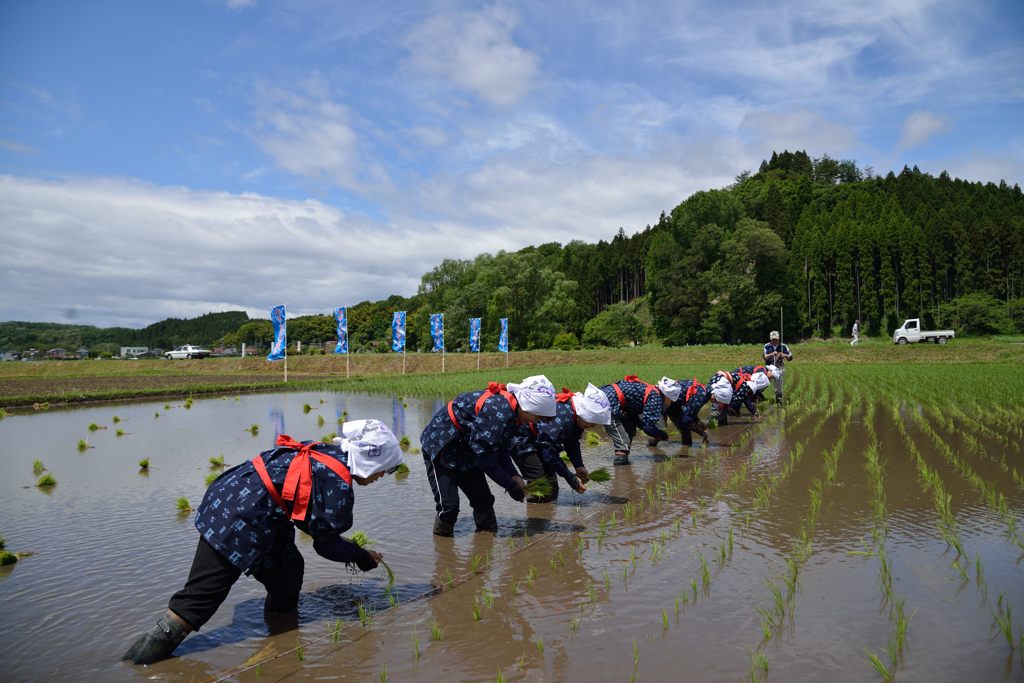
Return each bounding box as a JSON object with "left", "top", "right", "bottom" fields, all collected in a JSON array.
[
  {"left": 442, "top": 348, "right": 445, "bottom": 373},
  {"left": 403, "top": 347, "right": 406, "bottom": 375},
  {"left": 346, "top": 354, "right": 350, "bottom": 379},
  {"left": 284, "top": 344, "right": 288, "bottom": 383}
]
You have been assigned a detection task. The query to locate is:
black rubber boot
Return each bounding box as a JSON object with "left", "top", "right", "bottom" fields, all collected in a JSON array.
[
  {"left": 264, "top": 591, "right": 300, "bottom": 613},
  {"left": 613, "top": 452, "right": 630, "bottom": 466},
  {"left": 433, "top": 517, "right": 455, "bottom": 537},
  {"left": 473, "top": 508, "right": 498, "bottom": 532},
  {"left": 123, "top": 614, "right": 190, "bottom": 665},
  {"left": 775, "top": 393, "right": 783, "bottom": 405}
]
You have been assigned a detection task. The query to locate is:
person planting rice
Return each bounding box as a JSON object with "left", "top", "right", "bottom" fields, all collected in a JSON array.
[
  {"left": 763, "top": 331, "right": 793, "bottom": 404},
  {"left": 728, "top": 369, "right": 772, "bottom": 418},
  {"left": 651, "top": 377, "right": 713, "bottom": 447},
  {"left": 421, "top": 375, "right": 557, "bottom": 537},
  {"left": 735, "top": 364, "right": 776, "bottom": 402},
  {"left": 512, "top": 383, "right": 613, "bottom": 502},
  {"left": 707, "top": 370, "right": 735, "bottom": 426},
  {"left": 599, "top": 376, "right": 681, "bottom": 465},
  {"left": 123, "top": 420, "right": 404, "bottom": 665}
]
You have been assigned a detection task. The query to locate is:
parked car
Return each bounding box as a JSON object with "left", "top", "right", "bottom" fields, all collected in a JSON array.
[
  {"left": 165, "top": 345, "right": 212, "bottom": 359},
  {"left": 892, "top": 319, "right": 955, "bottom": 345}
]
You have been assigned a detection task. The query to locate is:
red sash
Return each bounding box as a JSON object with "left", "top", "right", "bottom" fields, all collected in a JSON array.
[
  {"left": 251, "top": 434, "right": 352, "bottom": 521},
  {"left": 447, "top": 382, "right": 519, "bottom": 432}
]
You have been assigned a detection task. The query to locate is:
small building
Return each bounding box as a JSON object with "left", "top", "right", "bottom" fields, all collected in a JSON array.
[{"left": 120, "top": 346, "right": 149, "bottom": 359}]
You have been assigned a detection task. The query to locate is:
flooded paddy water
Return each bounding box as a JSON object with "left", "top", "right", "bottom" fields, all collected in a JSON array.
[{"left": 1, "top": 370, "right": 1022, "bottom": 682}]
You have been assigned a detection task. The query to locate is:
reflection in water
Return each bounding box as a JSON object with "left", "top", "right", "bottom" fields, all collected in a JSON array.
[
  {"left": 391, "top": 395, "right": 406, "bottom": 437},
  {"left": 269, "top": 406, "right": 285, "bottom": 444}
]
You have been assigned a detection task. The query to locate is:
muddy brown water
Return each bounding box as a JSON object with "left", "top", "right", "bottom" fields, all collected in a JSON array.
[{"left": 0, "top": 385, "right": 1022, "bottom": 682}]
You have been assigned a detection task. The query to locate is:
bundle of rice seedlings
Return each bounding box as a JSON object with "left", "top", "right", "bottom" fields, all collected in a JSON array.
[
  {"left": 351, "top": 531, "right": 373, "bottom": 547},
  {"left": 209, "top": 455, "right": 225, "bottom": 468},
  {"left": 393, "top": 463, "right": 410, "bottom": 477},
  {"left": 588, "top": 467, "right": 612, "bottom": 483},
  {"left": 399, "top": 435, "right": 411, "bottom": 451},
  {"left": 112, "top": 415, "right": 121, "bottom": 423},
  {"left": 524, "top": 478, "right": 554, "bottom": 499},
  {"left": 1, "top": 550, "right": 18, "bottom": 566},
  {"left": 205, "top": 472, "right": 219, "bottom": 486},
  {"left": 248, "top": 424, "right": 259, "bottom": 435},
  {"left": 36, "top": 473, "right": 57, "bottom": 488},
  {"left": 303, "top": 403, "right": 312, "bottom": 414},
  {"left": 176, "top": 497, "right": 192, "bottom": 512},
  {"left": 32, "top": 460, "right": 45, "bottom": 475},
  {"left": 585, "top": 431, "right": 602, "bottom": 446},
  {"left": 183, "top": 398, "right": 193, "bottom": 409},
  {"left": 77, "top": 439, "right": 89, "bottom": 452},
  {"left": 138, "top": 458, "right": 150, "bottom": 470}
]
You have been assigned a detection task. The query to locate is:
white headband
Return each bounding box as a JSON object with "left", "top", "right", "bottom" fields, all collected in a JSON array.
[
  {"left": 711, "top": 376, "right": 733, "bottom": 404},
  {"left": 332, "top": 419, "right": 404, "bottom": 479},
  {"left": 506, "top": 374, "right": 557, "bottom": 417},
  {"left": 746, "top": 372, "right": 770, "bottom": 393},
  {"left": 571, "top": 383, "right": 612, "bottom": 425},
  {"left": 657, "top": 376, "right": 682, "bottom": 402}
]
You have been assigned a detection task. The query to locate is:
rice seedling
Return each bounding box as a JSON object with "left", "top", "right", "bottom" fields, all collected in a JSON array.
[
  {"left": 164, "top": 403, "right": 171, "bottom": 410},
  {"left": 699, "top": 552, "right": 710, "bottom": 589},
  {"left": 154, "top": 411, "right": 160, "bottom": 418},
  {"left": 36, "top": 472, "right": 56, "bottom": 488},
  {"left": 524, "top": 478, "right": 553, "bottom": 499},
  {"left": 351, "top": 531, "right": 372, "bottom": 547},
  {"left": 317, "top": 415, "right": 325, "bottom": 427},
  {"left": 399, "top": 435, "right": 411, "bottom": 451},
  {"left": 588, "top": 467, "right": 611, "bottom": 483},
  {"left": 205, "top": 472, "right": 219, "bottom": 486},
  {"left": 176, "top": 497, "right": 192, "bottom": 512},
  {"left": 691, "top": 578, "right": 698, "bottom": 598},
  {"left": 412, "top": 634, "right": 420, "bottom": 660},
  {"left": 866, "top": 651, "right": 892, "bottom": 680},
  {"left": 444, "top": 568, "right": 454, "bottom": 588},
  {"left": 0, "top": 550, "right": 18, "bottom": 566},
  {"left": 381, "top": 559, "right": 396, "bottom": 593},
  {"left": 116, "top": 429, "right": 125, "bottom": 437},
  {"left": 533, "top": 637, "right": 545, "bottom": 654},
  {"left": 296, "top": 644, "right": 304, "bottom": 661},
  {"left": 357, "top": 601, "right": 373, "bottom": 628},
  {"left": 512, "top": 579, "right": 521, "bottom": 595},
  {"left": 249, "top": 424, "right": 259, "bottom": 436},
  {"left": 586, "top": 431, "right": 601, "bottom": 446},
  {"left": 322, "top": 431, "right": 338, "bottom": 442},
  {"left": 603, "top": 571, "right": 610, "bottom": 591},
  {"left": 517, "top": 652, "right": 526, "bottom": 671},
  {"left": 570, "top": 614, "right": 580, "bottom": 633},
  {"left": 633, "top": 638, "right": 639, "bottom": 667},
  {"left": 661, "top": 608, "right": 669, "bottom": 632},
  {"left": 303, "top": 403, "right": 312, "bottom": 413},
  {"left": 184, "top": 397, "right": 193, "bottom": 409},
  {"left": 32, "top": 459, "right": 45, "bottom": 474},
  {"left": 77, "top": 439, "right": 88, "bottom": 452},
  {"left": 471, "top": 600, "right": 482, "bottom": 621},
  {"left": 378, "top": 667, "right": 387, "bottom": 682},
  {"left": 209, "top": 454, "right": 225, "bottom": 468},
  {"left": 482, "top": 588, "right": 494, "bottom": 607},
  {"left": 430, "top": 620, "right": 444, "bottom": 641},
  {"left": 992, "top": 602, "right": 1014, "bottom": 649},
  {"left": 496, "top": 667, "right": 506, "bottom": 683},
  {"left": 138, "top": 458, "right": 149, "bottom": 470},
  {"left": 330, "top": 618, "right": 341, "bottom": 643},
  {"left": 112, "top": 415, "right": 121, "bottom": 423}
]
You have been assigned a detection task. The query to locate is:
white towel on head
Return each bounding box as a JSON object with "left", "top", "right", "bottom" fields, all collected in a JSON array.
[
  {"left": 332, "top": 419, "right": 404, "bottom": 478},
  {"left": 572, "top": 383, "right": 612, "bottom": 425},
  {"left": 506, "top": 374, "right": 557, "bottom": 417}
]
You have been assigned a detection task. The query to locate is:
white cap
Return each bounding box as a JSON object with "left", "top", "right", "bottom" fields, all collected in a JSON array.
[
  {"left": 770, "top": 330, "right": 780, "bottom": 339},
  {"left": 507, "top": 374, "right": 557, "bottom": 417},
  {"left": 571, "top": 383, "right": 612, "bottom": 425},
  {"left": 332, "top": 419, "right": 404, "bottom": 479},
  {"left": 657, "top": 376, "right": 682, "bottom": 402},
  {"left": 746, "top": 372, "right": 770, "bottom": 393},
  {"left": 711, "top": 376, "right": 733, "bottom": 404}
]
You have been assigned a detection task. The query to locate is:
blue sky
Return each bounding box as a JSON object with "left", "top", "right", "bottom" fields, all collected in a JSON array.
[{"left": 1, "top": 0, "right": 1022, "bottom": 328}]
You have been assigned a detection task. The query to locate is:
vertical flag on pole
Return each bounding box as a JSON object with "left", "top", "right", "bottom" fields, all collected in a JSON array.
[
  {"left": 333, "top": 307, "right": 348, "bottom": 354},
  {"left": 391, "top": 312, "right": 407, "bottom": 352},
  {"left": 430, "top": 314, "right": 444, "bottom": 352},
  {"left": 498, "top": 318, "right": 509, "bottom": 352},
  {"left": 469, "top": 318, "right": 481, "bottom": 352},
  {"left": 268, "top": 305, "right": 287, "bottom": 361}
]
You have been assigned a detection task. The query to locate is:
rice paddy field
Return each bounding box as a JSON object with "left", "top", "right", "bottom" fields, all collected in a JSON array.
[{"left": 1, "top": 346, "right": 1023, "bottom": 681}]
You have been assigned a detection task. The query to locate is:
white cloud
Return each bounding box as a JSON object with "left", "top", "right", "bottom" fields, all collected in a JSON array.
[
  {"left": 739, "top": 109, "right": 857, "bottom": 157},
  {"left": 899, "top": 110, "right": 950, "bottom": 149},
  {"left": 224, "top": 0, "right": 256, "bottom": 9},
  {"left": 402, "top": 6, "right": 539, "bottom": 106}
]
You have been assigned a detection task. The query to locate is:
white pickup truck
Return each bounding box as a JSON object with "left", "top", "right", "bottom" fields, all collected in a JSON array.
[
  {"left": 165, "top": 344, "right": 212, "bottom": 359},
  {"left": 892, "top": 319, "right": 955, "bottom": 345}
]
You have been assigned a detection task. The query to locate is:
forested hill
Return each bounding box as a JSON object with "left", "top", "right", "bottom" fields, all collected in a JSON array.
[
  {"left": 0, "top": 311, "right": 249, "bottom": 351},
  {"left": 5, "top": 152, "right": 1022, "bottom": 354},
  {"left": 322, "top": 152, "right": 1022, "bottom": 352}
]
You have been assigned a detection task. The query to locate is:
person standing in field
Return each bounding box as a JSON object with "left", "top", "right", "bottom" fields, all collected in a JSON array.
[
  {"left": 851, "top": 319, "right": 860, "bottom": 346},
  {"left": 599, "top": 376, "right": 682, "bottom": 466},
  {"left": 123, "top": 421, "right": 403, "bottom": 665},
  {"left": 763, "top": 331, "right": 793, "bottom": 404},
  {"left": 421, "top": 375, "right": 557, "bottom": 537}
]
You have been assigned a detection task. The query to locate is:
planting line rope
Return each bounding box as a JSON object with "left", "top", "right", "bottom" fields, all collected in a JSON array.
[{"left": 208, "top": 413, "right": 776, "bottom": 682}]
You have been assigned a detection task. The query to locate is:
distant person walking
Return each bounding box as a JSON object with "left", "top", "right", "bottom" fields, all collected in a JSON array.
[
  {"left": 851, "top": 320, "right": 860, "bottom": 346},
  {"left": 763, "top": 331, "right": 792, "bottom": 404}
]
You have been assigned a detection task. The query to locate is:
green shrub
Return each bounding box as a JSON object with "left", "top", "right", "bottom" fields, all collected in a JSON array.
[{"left": 551, "top": 331, "right": 581, "bottom": 351}]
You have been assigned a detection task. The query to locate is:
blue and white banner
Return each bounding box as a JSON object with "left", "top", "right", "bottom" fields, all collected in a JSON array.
[
  {"left": 333, "top": 306, "right": 348, "bottom": 354},
  {"left": 391, "top": 311, "right": 407, "bottom": 353},
  {"left": 267, "top": 305, "right": 287, "bottom": 361},
  {"left": 498, "top": 317, "right": 509, "bottom": 353},
  {"left": 430, "top": 313, "right": 444, "bottom": 352},
  {"left": 469, "top": 317, "right": 481, "bottom": 352}
]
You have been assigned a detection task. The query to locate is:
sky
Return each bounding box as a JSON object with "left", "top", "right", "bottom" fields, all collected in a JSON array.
[{"left": 1, "top": 0, "right": 1022, "bottom": 329}]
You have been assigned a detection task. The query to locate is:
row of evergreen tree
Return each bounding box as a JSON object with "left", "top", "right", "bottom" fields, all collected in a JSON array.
[{"left": 5, "top": 152, "right": 1022, "bottom": 353}]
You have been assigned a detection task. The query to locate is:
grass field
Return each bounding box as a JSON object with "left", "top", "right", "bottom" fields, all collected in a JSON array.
[{"left": 1, "top": 337, "right": 1022, "bottom": 408}]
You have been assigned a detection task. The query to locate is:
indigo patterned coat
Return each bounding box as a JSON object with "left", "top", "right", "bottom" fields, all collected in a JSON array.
[
  {"left": 195, "top": 442, "right": 368, "bottom": 573},
  {"left": 512, "top": 400, "right": 582, "bottom": 485},
  {"left": 420, "top": 388, "right": 522, "bottom": 493},
  {"left": 600, "top": 379, "right": 669, "bottom": 440}
]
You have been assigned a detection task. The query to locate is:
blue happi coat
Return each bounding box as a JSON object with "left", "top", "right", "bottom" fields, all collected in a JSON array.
[
  {"left": 728, "top": 371, "right": 758, "bottom": 415},
  {"left": 420, "top": 388, "right": 521, "bottom": 493},
  {"left": 600, "top": 378, "right": 669, "bottom": 440},
  {"left": 195, "top": 441, "right": 366, "bottom": 573},
  {"left": 512, "top": 400, "right": 582, "bottom": 482},
  {"left": 665, "top": 379, "right": 710, "bottom": 432}
]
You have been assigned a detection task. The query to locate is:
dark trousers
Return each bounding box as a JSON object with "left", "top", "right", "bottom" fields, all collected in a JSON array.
[
  {"left": 423, "top": 454, "right": 496, "bottom": 528},
  {"left": 168, "top": 537, "right": 304, "bottom": 630},
  {"left": 512, "top": 450, "right": 559, "bottom": 501}
]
